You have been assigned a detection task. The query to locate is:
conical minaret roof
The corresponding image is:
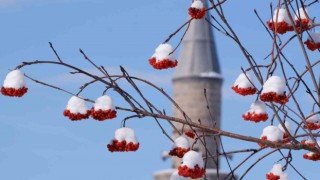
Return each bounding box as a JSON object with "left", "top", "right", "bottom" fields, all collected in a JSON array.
[{"left": 173, "top": 0, "right": 222, "bottom": 80}]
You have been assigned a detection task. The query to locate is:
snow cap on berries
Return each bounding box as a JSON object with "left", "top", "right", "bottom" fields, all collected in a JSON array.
[
  {"left": 66, "top": 96, "right": 89, "bottom": 114},
  {"left": 243, "top": 101, "right": 268, "bottom": 123},
  {"left": 173, "top": 135, "right": 190, "bottom": 149},
  {"left": 93, "top": 95, "right": 115, "bottom": 111},
  {"left": 191, "top": 0, "right": 204, "bottom": 9},
  {"left": 271, "top": 8, "right": 292, "bottom": 25},
  {"left": 261, "top": 125, "right": 284, "bottom": 142},
  {"left": 114, "top": 127, "right": 138, "bottom": 144},
  {"left": 302, "top": 138, "right": 317, "bottom": 146},
  {"left": 307, "top": 32, "right": 320, "bottom": 43},
  {"left": 269, "top": 164, "right": 288, "bottom": 180},
  {"left": 304, "top": 113, "right": 320, "bottom": 130},
  {"left": 278, "top": 121, "right": 293, "bottom": 135},
  {"left": 3, "top": 70, "right": 26, "bottom": 89},
  {"left": 295, "top": 7, "right": 309, "bottom": 20},
  {"left": 233, "top": 73, "right": 255, "bottom": 89},
  {"left": 262, "top": 76, "right": 286, "bottom": 95},
  {"left": 304, "top": 32, "right": 320, "bottom": 51},
  {"left": 232, "top": 73, "right": 257, "bottom": 96},
  {"left": 170, "top": 171, "right": 188, "bottom": 180},
  {"left": 306, "top": 114, "right": 320, "bottom": 123},
  {"left": 248, "top": 101, "right": 267, "bottom": 114},
  {"left": 181, "top": 150, "right": 204, "bottom": 168},
  {"left": 152, "top": 43, "right": 176, "bottom": 62}
]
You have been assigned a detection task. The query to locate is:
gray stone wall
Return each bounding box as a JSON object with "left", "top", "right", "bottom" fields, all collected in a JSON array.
[{"left": 172, "top": 77, "right": 222, "bottom": 169}]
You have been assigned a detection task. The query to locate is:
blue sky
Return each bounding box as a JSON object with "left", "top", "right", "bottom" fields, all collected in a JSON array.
[{"left": 0, "top": 0, "right": 319, "bottom": 179}]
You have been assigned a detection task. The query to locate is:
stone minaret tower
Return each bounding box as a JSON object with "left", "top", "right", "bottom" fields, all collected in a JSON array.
[{"left": 154, "top": 0, "right": 229, "bottom": 179}]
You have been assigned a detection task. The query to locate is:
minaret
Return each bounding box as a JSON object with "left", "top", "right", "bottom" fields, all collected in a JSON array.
[{"left": 154, "top": 0, "right": 229, "bottom": 179}]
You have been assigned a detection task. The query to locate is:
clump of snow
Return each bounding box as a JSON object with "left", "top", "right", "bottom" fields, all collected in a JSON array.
[
  {"left": 306, "top": 114, "right": 320, "bottom": 123},
  {"left": 302, "top": 138, "right": 320, "bottom": 146},
  {"left": 233, "top": 73, "right": 255, "bottom": 88},
  {"left": 114, "top": 127, "right": 138, "bottom": 143},
  {"left": 306, "top": 151, "right": 316, "bottom": 156},
  {"left": 181, "top": 150, "right": 204, "bottom": 168},
  {"left": 170, "top": 171, "right": 188, "bottom": 180},
  {"left": 261, "top": 126, "right": 284, "bottom": 142},
  {"left": 261, "top": 76, "right": 286, "bottom": 95},
  {"left": 308, "top": 32, "right": 320, "bottom": 43},
  {"left": 305, "top": 139, "right": 315, "bottom": 144},
  {"left": 271, "top": 8, "right": 293, "bottom": 25},
  {"left": 295, "top": 7, "right": 309, "bottom": 20},
  {"left": 152, "top": 43, "right": 176, "bottom": 62},
  {"left": 3, "top": 70, "right": 26, "bottom": 89},
  {"left": 246, "top": 101, "right": 267, "bottom": 114},
  {"left": 278, "top": 121, "right": 293, "bottom": 135},
  {"left": 191, "top": 0, "right": 204, "bottom": 9},
  {"left": 269, "top": 164, "right": 288, "bottom": 180},
  {"left": 66, "top": 96, "right": 88, "bottom": 114},
  {"left": 93, "top": 95, "right": 115, "bottom": 111},
  {"left": 173, "top": 135, "right": 190, "bottom": 149}
]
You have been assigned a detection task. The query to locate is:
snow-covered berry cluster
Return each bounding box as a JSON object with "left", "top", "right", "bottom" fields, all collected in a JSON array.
[
  {"left": 107, "top": 127, "right": 140, "bottom": 152},
  {"left": 266, "top": 164, "right": 288, "bottom": 180},
  {"left": 260, "top": 76, "right": 288, "bottom": 104},
  {"left": 188, "top": 0, "right": 206, "bottom": 19},
  {"left": 1, "top": 70, "right": 28, "bottom": 97},
  {"left": 301, "top": 139, "right": 320, "bottom": 161},
  {"left": 259, "top": 125, "right": 284, "bottom": 147},
  {"left": 304, "top": 32, "right": 320, "bottom": 51},
  {"left": 149, "top": 43, "right": 178, "bottom": 70},
  {"left": 91, "top": 95, "right": 117, "bottom": 121},
  {"left": 232, "top": 73, "right": 257, "bottom": 96},
  {"left": 242, "top": 101, "right": 268, "bottom": 123},
  {"left": 303, "top": 114, "right": 320, "bottom": 130},
  {"left": 295, "top": 7, "right": 312, "bottom": 32},
  {"left": 177, "top": 151, "right": 205, "bottom": 179},
  {"left": 63, "top": 96, "right": 91, "bottom": 121},
  {"left": 169, "top": 135, "right": 191, "bottom": 158},
  {"left": 259, "top": 123, "right": 292, "bottom": 147},
  {"left": 267, "top": 8, "right": 294, "bottom": 34}
]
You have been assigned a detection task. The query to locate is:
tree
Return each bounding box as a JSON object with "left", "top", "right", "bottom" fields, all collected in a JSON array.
[{"left": 1, "top": 0, "right": 320, "bottom": 179}]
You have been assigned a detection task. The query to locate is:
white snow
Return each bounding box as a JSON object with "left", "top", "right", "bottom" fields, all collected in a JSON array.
[
  {"left": 152, "top": 43, "right": 176, "bottom": 62},
  {"left": 233, "top": 73, "right": 255, "bottom": 88},
  {"left": 173, "top": 135, "right": 190, "bottom": 149},
  {"left": 306, "top": 151, "right": 315, "bottom": 156},
  {"left": 278, "top": 121, "right": 293, "bottom": 135},
  {"left": 191, "top": 0, "right": 204, "bottom": 9},
  {"left": 295, "top": 7, "right": 309, "bottom": 20},
  {"left": 170, "top": 171, "right": 188, "bottom": 180},
  {"left": 304, "top": 139, "right": 319, "bottom": 146},
  {"left": 261, "top": 125, "right": 284, "bottom": 142},
  {"left": 66, "top": 96, "right": 88, "bottom": 114},
  {"left": 181, "top": 150, "right": 204, "bottom": 168},
  {"left": 308, "top": 32, "right": 320, "bottom": 43},
  {"left": 200, "top": 71, "right": 223, "bottom": 79},
  {"left": 3, "top": 70, "right": 26, "bottom": 89},
  {"left": 93, "top": 95, "right": 115, "bottom": 111},
  {"left": 261, "top": 76, "right": 286, "bottom": 95},
  {"left": 271, "top": 8, "right": 293, "bottom": 25},
  {"left": 306, "top": 114, "right": 320, "bottom": 123},
  {"left": 245, "top": 101, "right": 267, "bottom": 115},
  {"left": 269, "top": 164, "right": 288, "bottom": 180},
  {"left": 114, "top": 127, "right": 138, "bottom": 143}
]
